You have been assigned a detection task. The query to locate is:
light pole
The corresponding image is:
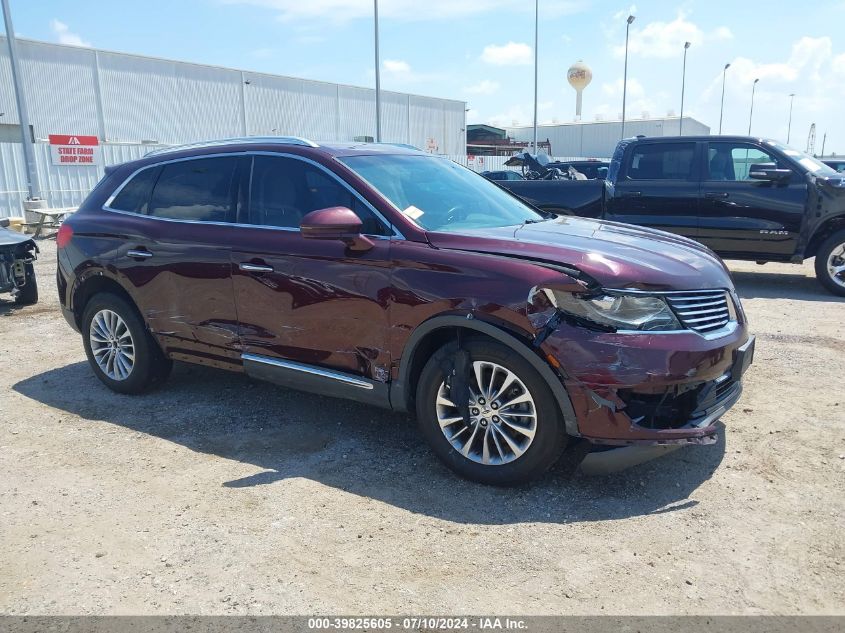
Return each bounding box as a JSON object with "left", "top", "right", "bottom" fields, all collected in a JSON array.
[
  {"left": 748, "top": 78, "right": 759, "bottom": 136},
  {"left": 679, "top": 41, "right": 690, "bottom": 135},
  {"left": 373, "top": 0, "right": 382, "bottom": 142},
  {"left": 787, "top": 93, "right": 795, "bottom": 144},
  {"left": 621, "top": 14, "right": 635, "bottom": 139},
  {"left": 718, "top": 63, "right": 730, "bottom": 134},
  {"left": 1, "top": 0, "right": 41, "bottom": 199},
  {"left": 532, "top": 0, "right": 538, "bottom": 154}
]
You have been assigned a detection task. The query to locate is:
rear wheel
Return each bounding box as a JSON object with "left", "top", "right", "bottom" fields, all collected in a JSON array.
[
  {"left": 815, "top": 229, "right": 845, "bottom": 296},
  {"left": 82, "top": 293, "right": 172, "bottom": 394},
  {"left": 416, "top": 339, "right": 567, "bottom": 485},
  {"left": 14, "top": 263, "right": 38, "bottom": 305}
]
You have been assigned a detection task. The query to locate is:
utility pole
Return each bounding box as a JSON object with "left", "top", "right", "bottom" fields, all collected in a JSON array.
[
  {"left": 373, "top": 0, "right": 382, "bottom": 142},
  {"left": 621, "top": 14, "right": 635, "bottom": 139},
  {"left": 787, "top": 93, "right": 795, "bottom": 144},
  {"left": 719, "top": 63, "right": 730, "bottom": 134},
  {"left": 679, "top": 41, "right": 690, "bottom": 135},
  {"left": 748, "top": 78, "right": 759, "bottom": 136},
  {"left": 1, "top": 0, "right": 41, "bottom": 199}
]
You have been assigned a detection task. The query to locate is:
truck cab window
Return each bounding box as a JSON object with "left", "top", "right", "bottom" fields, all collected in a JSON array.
[
  {"left": 708, "top": 143, "right": 783, "bottom": 181},
  {"left": 627, "top": 143, "right": 695, "bottom": 180}
]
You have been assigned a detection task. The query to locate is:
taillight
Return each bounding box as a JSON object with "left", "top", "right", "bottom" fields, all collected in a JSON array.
[{"left": 56, "top": 223, "right": 74, "bottom": 249}]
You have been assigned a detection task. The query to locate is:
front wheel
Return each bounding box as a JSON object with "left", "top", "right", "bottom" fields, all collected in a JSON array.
[
  {"left": 815, "top": 229, "right": 845, "bottom": 296},
  {"left": 416, "top": 339, "right": 567, "bottom": 485},
  {"left": 14, "top": 262, "right": 38, "bottom": 305},
  {"left": 82, "top": 293, "right": 172, "bottom": 394}
]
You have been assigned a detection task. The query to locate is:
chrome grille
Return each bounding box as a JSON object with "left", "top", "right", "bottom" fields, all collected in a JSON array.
[{"left": 665, "top": 290, "right": 731, "bottom": 334}]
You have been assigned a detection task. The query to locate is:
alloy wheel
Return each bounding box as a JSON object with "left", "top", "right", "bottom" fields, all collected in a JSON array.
[
  {"left": 435, "top": 360, "right": 537, "bottom": 466},
  {"left": 89, "top": 309, "right": 135, "bottom": 381},
  {"left": 826, "top": 242, "right": 845, "bottom": 289}
]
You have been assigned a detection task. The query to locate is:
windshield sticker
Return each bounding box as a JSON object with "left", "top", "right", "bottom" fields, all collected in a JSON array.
[{"left": 402, "top": 205, "right": 425, "bottom": 220}]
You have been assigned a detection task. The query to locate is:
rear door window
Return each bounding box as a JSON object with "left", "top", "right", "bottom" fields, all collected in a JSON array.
[
  {"left": 627, "top": 143, "right": 696, "bottom": 181},
  {"left": 148, "top": 157, "right": 239, "bottom": 222},
  {"left": 109, "top": 166, "right": 160, "bottom": 214}
]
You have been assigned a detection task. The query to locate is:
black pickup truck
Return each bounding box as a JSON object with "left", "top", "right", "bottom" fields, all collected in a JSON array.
[{"left": 498, "top": 135, "right": 845, "bottom": 295}]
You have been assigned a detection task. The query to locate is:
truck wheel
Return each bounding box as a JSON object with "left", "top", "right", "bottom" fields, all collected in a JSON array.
[
  {"left": 82, "top": 293, "right": 172, "bottom": 394},
  {"left": 416, "top": 339, "right": 567, "bottom": 485},
  {"left": 14, "top": 263, "right": 38, "bottom": 305},
  {"left": 815, "top": 229, "right": 845, "bottom": 296}
]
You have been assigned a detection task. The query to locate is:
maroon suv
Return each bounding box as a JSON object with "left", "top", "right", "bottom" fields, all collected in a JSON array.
[{"left": 57, "top": 138, "right": 754, "bottom": 484}]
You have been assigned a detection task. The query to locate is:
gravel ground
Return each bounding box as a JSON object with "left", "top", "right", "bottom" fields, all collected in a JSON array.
[{"left": 1, "top": 239, "right": 843, "bottom": 615}]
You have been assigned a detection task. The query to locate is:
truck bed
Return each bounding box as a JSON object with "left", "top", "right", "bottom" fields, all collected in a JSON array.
[{"left": 497, "top": 179, "right": 605, "bottom": 218}]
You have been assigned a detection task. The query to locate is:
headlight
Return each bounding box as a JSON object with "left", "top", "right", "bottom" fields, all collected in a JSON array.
[{"left": 545, "top": 289, "right": 683, "bottom": 331}]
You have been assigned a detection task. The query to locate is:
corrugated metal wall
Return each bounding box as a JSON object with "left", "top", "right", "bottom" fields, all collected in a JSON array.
[
  {"left": 0, "top": 36, "right": 466, "bottom": 152},
  {"left": 507, "top": 117, "right": 710, "bottom": 159},
  {"left": 0, "top": 142, "right": 165, "bottom": 217}
]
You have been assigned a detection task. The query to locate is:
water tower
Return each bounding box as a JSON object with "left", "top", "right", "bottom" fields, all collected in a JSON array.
[{"left": 567, "top": 61, "right": 592, "bottom": 120}]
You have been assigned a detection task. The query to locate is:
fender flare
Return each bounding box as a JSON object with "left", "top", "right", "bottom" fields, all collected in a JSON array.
[{"left": 391, "top": 314, "right": 580, "bottom": 436}]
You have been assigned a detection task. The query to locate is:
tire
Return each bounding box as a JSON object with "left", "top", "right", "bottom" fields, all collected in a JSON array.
[
  {"left": 13, "top": 263, "right": 38, "bottom": 305},
  {"left": 81, "top": 293, "right": 172, "bottom": 394},
  {"left": 416, "top": 338, "right": 568, "bottom": 485},
  {"left": 814, "top": 229, "right": 845, "bottom": 297}
]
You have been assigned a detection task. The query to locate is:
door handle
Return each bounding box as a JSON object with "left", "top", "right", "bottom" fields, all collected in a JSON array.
[
  {"left": 621, "top": 191, "right": 642, "bottom": 198},
  {"left": 239, "top": 262, "right": 274, "bottom": 273},
  {"left": 704, "top": 191, "right": 729, "bottom": 199},
  {"left": 126, "top": 249, "right": 153, "bottom": 259}
]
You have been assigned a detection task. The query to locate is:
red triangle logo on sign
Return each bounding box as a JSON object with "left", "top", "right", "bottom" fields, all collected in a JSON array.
[{"left": 68, "top": 137, "right": 80, "bottom": 145}]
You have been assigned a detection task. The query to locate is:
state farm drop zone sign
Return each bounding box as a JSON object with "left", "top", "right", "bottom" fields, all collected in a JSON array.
[{"left": 49, "top": 135, "right": 100, "bottom": 166}]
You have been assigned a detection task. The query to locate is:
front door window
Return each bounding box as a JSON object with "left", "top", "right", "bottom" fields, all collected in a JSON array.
[
  {"left": 249, "top": 155, "right": 389, "bottom": 235},
  {"left": 707, "top": 143, "right": 783, "bottom": 181}
]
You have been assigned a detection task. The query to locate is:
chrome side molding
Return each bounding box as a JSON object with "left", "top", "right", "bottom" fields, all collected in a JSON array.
[{"left": 241, "top": 353, "right": 374, "bottom": 390}]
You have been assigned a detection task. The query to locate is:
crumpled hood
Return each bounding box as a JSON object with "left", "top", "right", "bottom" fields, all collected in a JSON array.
[
  {"left": 426, "top": 216, "right": 735, "bottom": 291},
  {"left": 0, "top": 226, "right": 36, "bottom": 248}
]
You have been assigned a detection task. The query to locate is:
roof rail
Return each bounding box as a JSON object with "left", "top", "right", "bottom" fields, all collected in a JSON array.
[{"left": 144, "top": 136, "right": 319, "bottom": 157}]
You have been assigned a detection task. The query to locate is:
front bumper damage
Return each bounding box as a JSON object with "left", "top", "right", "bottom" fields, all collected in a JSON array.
[
  {"left": 542, "top": 322, "right": 754, "bottom": 473},
  {"left": 0, "top": 234, "right": 38, "bottom": 297}
]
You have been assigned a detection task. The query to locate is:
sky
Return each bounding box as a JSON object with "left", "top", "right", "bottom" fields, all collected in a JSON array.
[{"left": 4, "top": 0, "right": 845, "bottom": 155}]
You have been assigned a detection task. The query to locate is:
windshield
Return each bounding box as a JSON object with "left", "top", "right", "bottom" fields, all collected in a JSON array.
[
  {"left": 338, "top": 154, "right": 545, "bottom": 232},
  {"left": 765, "top": 141, "right": 839, "bottom": 176}
]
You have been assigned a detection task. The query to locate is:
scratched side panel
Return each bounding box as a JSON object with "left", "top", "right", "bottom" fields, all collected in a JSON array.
[
  {"left": 107, "top": 214, "right": 242, "bottom": 366},
  {"left": 231, "top": 228, "right": 392, "bottom": 381}
]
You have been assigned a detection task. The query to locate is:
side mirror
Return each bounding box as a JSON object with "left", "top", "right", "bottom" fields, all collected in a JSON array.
[
  {"left": 0, "top": 218, "right": 9, "bottom": 228},
  {"left": 748, "top": 163, "right": 792, "bottom": 181},
  {"left": 300, "top": 207, "right": 374, "bottom": 252}
]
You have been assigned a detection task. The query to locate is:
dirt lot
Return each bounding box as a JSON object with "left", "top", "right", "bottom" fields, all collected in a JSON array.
[{"left": 1, "top": 239, "right": 843, "bottom": 615}]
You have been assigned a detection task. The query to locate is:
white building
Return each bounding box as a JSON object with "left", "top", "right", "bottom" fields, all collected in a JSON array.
[
  {"left": 506, "top": 116, "right": 710, "bottom": 159},
  {"left": 0, "top": 36, "right": 466, "bottom": 216}
]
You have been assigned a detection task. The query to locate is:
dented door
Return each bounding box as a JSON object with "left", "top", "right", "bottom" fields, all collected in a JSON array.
[
  {"left": 231, "top": 230, "right": 393, "bottom": 381},
  {"left": 111, "top": 217, "right": 241, "bottom": 367},
  {"left": 109, "top": 155, "right": 244, "bottom": 368},
  {"left": 230, "top": 153, "right": 394, "bottom": 382}
]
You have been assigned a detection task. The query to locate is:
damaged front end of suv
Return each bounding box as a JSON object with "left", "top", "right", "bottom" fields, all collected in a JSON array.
[
  {"left": 524, "top": 264, "right": 754, "bottom": 473},
  {"left": 0, "top": 219, "right": 39, "bottom": 306}
]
